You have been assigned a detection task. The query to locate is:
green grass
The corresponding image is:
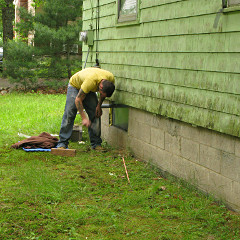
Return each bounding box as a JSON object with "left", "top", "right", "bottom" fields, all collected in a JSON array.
[{"left": 0, "top": 93, "right": 240, "bottom": 239}]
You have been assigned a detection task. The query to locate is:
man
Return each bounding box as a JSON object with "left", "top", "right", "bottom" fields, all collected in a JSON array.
[{"left": 56, "top": 67, "right": 115, "bottom": 150}]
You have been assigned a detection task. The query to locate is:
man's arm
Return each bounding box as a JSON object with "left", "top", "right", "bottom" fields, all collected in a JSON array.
[
  {"left": 95, "top": 94, "right": 105, "bottom": 118},
  {"left": 75, "top": 89, "right": 91, "bottom": 127}
]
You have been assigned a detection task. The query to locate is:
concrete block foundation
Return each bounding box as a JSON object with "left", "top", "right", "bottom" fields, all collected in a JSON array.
[{"left": 102, "top": 104, "right": 240, "bottom": 212}]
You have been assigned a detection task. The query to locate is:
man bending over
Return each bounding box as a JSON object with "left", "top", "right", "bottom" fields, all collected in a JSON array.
[{"left": 56, "top": 67, "right": 115, "bottom": 150}]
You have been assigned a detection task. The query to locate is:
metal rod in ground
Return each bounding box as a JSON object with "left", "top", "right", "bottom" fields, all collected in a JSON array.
[{"left": 122, "top": 157, "right": 130, "bottom": 184}]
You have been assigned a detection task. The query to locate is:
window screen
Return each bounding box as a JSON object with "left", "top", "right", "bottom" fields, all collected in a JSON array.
[{"left": 118, "top": 0, "right": 137, "bottom": 22}]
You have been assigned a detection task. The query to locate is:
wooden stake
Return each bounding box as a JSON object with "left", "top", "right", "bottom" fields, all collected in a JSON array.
[{"left": 122, "top": 157, "right": 130, "bottom": 184}]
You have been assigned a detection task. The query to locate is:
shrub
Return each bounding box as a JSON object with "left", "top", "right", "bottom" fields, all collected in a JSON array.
[{"left": 4, "top": 40, "right": 39, "bottom": 90}]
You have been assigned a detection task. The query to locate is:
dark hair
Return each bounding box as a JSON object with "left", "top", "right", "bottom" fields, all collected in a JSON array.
[{"left": 102, "top": 80, "right": 115, "bottom": 97}]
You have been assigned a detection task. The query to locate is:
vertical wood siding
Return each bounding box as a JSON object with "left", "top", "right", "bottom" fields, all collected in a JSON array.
[{"left": 82, "top": 0, "right": 240, "bottom": 137}]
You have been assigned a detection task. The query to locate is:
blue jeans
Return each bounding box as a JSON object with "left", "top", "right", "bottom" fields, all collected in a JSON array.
[{"left": 57, "top": 84, "right": 102, "bottom": 149}]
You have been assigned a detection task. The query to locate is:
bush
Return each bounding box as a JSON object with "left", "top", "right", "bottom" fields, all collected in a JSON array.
[{"left": 4, "top": 41, "right": 39, "bottom": 90}]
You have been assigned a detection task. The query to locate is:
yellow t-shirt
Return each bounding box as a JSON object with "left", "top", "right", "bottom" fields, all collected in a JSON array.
[{"left": 69, "top": 67, "right": 115, "bottom": 93}]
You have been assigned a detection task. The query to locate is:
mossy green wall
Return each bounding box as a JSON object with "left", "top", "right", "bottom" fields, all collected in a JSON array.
[{"left": 82, "top": 0, "right": 240, "bottom": 137}]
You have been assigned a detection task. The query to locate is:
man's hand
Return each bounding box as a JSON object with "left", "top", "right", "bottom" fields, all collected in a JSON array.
[
  {"left": 95, "top": 105, "right": 102, "bottom": 118},
  {"left": 82, "top": 118, "right": 91, "bottom": 128}
]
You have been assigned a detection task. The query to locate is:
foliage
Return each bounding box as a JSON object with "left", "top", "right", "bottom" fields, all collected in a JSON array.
[
  {"left": 1, "top": 0, "right": 14, "bottom": 45},
  {"left": 15, "top": 7, "right": 35, "bottom": 41},
  {"left": 32, "top": 0, "right": 45, "bottom": 8},
  {"left": 3, "top": 41, "right": 39, "bottom": 90},
  {"left": 3, "top": 39, "right": 82, "bottom": 90},
  {"left": 0, "top": 93, "right": 240, "bottom": 239},
  {"left": 0, "top": 5, "right": 2, "bottom": 46},
  {"left": 15, "top": 0, "right": 83, "bottom": 79},
  {"left": 0, "top": 0, "right": 8, "bottom": 8},
  {"left": 0, "top": 25, "right": 2, "bottom": 46}
]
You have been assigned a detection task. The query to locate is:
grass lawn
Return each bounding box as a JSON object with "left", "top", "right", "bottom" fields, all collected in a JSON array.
[{"left": 0, "top": 92, "right": 240, "bottom": 239}]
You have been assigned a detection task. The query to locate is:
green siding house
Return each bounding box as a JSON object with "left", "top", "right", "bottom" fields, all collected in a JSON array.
[{"left": 81, "top": 0, "right": 240, "bottom": 211}]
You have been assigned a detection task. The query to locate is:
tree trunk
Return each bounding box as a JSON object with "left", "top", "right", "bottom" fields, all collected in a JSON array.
[{"left": 67, "top": 51, "right": 72, "bottom": 79}]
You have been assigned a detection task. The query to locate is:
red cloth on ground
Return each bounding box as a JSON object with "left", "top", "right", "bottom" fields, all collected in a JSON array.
[{"left": 11, "top": 132, "right": 58, "bottom": 149}]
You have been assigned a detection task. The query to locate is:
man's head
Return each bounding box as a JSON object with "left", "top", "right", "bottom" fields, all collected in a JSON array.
[{"left": 99, "top": 80, "right": 115, "bottom": 98}]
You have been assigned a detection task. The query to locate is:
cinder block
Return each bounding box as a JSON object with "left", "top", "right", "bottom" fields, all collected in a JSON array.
[
  {"left": 181, "top": 137, "right": 199, "bottom": 163},
  {"left": 132, "top": 108, "right": 146, "bottom": 123},
  {"left": 102, "top": 122, "right": 128, "bottom": 149},
  {"left": 165, "top": 132, "right": 181, "bottom": 156},
  {"left": 101, "top": 124, "right": 109, "bottom": 139},
  {"left": 138, "top": 122, "right": 151, "bottom": 144},
  {"left": 151, "top": 146, "right": 172, "bottom": 172},
  {"left": 192, "top": 164, "right": 210, "bottom": 192},
  {"left": 102, "top": 108, "right": 110, "bottom": 123},
  {"left": 208, "top": 171, "right": 233, "bottom": 200},
  {"left": 150, "top": 127, "right": 164, "bottom": 149},
  {"left": 129, "top": 137, "right": 144, "bottom": 159},
  {"left": 70, "top": 125, "right": 82, "bottom": 142},
  {"left": 221, "top": 152, "right": 240, "bottom": 182},
  {"left": 235, "top": 138, "right": 240, "bottom": 157},
  {"left": 107, "top": 126, "right": 119, "bottom": 147},
  {"left": 199, "top": 145, "right": 221, "bottom": 173},
  {"left": 199, "top": 129, "right": 235, "bottom": 153},
  {"left": 127, "top": 112, "right": 134, "bottom": 132},
  {"left": 144, "top": 111, "right": 155, "bottom": 128},
  {"left": 116, "top": 128, "right": 128, "bottom": 149},
  {"left": 128, "top": 119, "right": 140, "bottom": 138},
  {"left": 179, "top": 122, "right": 200, "bottom": 143},
  {"left": 152, "top": 114, "right": 169, "bottom": 131},
  {"left": 232, "top": 181, "right": 240, "bottom": 209},
  {"left": 128, "top": 108, "right": 134, "bottom": 122},
  {"left": 166, "top": 118, "right": 181, "bottom": 137},
  {"left": 142, "top": 143, "right": 154, "bottom": 163},
  {"left": 171, "top": 154, "right": 195, "bottom": 180}
]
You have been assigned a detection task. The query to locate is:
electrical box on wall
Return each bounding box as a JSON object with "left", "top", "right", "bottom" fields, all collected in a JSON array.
[{"left": 80, "top": 30, "right": 94, "bottom": 46}]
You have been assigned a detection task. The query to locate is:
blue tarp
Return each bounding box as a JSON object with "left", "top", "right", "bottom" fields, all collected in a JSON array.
[{"left": 23, "top": 148, "right": 51, "bottom": 152}]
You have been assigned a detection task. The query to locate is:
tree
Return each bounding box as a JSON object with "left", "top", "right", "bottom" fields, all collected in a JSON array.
[
  {"left": 16, "top": 0, "right": 83, "bottom": 79},
  {"left": 0, "top": 0, "right": 14, "bottom": 54},
  {"left": 4, "top": 40, "right": 38, "bottom": 90}
]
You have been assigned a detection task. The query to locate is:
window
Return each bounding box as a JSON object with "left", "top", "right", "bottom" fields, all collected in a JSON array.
[
  {"left": 112, "top": 107, "right": 129, "bottom": 131},
  {"left": 224, "top": 0, "right": 240, "bottom": 7},
  {"left": 118, "top": 0, "right": 138, "bottom": 23}
]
